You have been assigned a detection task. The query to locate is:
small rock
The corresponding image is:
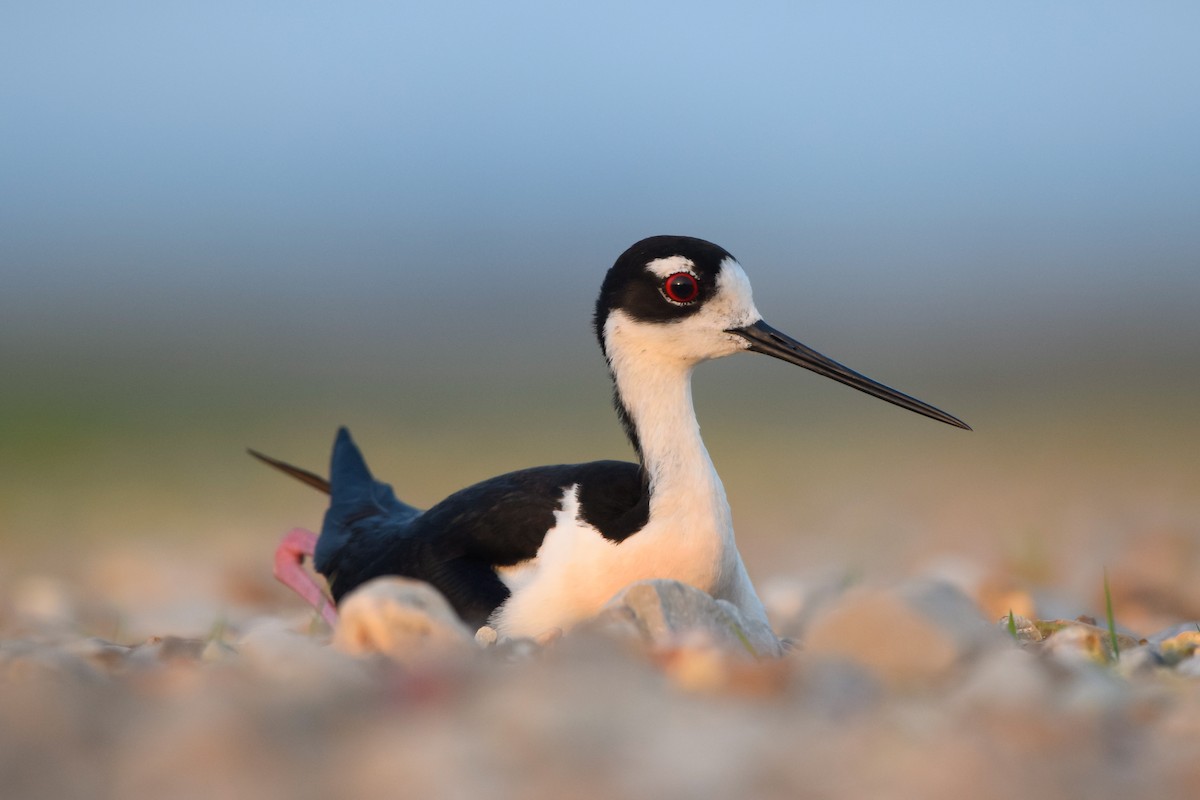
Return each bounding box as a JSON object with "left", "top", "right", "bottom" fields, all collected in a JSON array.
[
  {"left": 1115, "top": 645, "right": 1167, "bottom": 677},
  {"left": 795, "top": 656, "right": 882, "bottom": 717},
  {"left": 919, "top": 555, "right": 1039, "bottom": 621},
  {"left": 759, "top": 577, "right": 809, "bottom": 640},
  {"left": 594, "top": 579, "right": 782, "bottom": 658},
  {"left": 1176, "top": 655, "right": 1200, "bottom": 678},
  {"left": 760, "top": 571, "right": 855, "bottom": 642},
  {"left": 803, "top": 580, "right": 1000, "bottom": 689},
  {"left": 1059, "top": 662, "right": 1129, "bottom": 711},
  {"left": 333, "top": 577, "right": 475, "bottom": 665},
  {"left": 656, "top": 642, "right": 730, "bottom": 692},
  {"left": 1155, "top": 630, "right": 1200, "bottom": 666},
  {"left": 802, "top": 584, "right": 969, "bottom": 688},
  {"left": 1039, "top": 622, "right": 1109, "bottom": 667},
  {"left": 1034, "top": 619, "right": 1139, "bottom": 666},
  {"left": 900, "top": 579, "right": 1005, "bottom": 656},
  {"left": 1000, "top": 613, "right": 1043, "bottom": 643},
  {"left": 953, "top": 646, "right": 1054, "bottom": 709},
  {"left": 237, "top": 619, "right": 367, "bottom": 688},
  {"left": 1147, "top": 621, "right": 1200, "bottom": 644}
]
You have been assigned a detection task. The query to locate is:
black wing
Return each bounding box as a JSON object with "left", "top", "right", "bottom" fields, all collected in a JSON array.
[
  {"left": 342, "top": 458, "right": 647, "bottom": 628},
  {"left": 257, "top": 427, "right": 649, "bottom": 629}
]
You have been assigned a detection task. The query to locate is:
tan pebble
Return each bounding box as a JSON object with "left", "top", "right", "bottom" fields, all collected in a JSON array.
[
  {"left": 1041, "top": 623, "right": 1107, "bottom": 665},
  {"left": 803, "top": 586, "right": 959, "bottom": 688},
  {"left": 333, "top": 577, "right": 474, "bottom": 665},
  {"left": 999, "top": 613, "right": 1042, "bottom": 642},
  {"left": 1036, "top": 619, "right": 1139, "bottom": 664},
  {"left": 1159, "top": 630, "right": 1200, "bottom": 665},
  {"left": 659, "top": 645, "right": 729, "bottom": 693}
]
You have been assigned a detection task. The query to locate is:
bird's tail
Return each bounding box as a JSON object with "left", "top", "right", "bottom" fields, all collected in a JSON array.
[
  {"left": 251, "top": 427, "right": 420, "bottom": 581},
  {"left": 320, "top": 427, "right": 421, "bottom": 578},
  {"left": 247, "top": 448, "right": 331, "bottom": 494}
]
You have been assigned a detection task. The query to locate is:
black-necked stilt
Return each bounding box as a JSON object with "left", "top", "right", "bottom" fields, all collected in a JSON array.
[{"left": 254, "top": 235, "right": 969, "bottom": 640}]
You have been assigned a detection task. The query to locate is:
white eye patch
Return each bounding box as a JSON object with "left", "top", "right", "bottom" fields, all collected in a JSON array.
[{"left": 643, "top": 255, "right": 697, "bottom": 280}]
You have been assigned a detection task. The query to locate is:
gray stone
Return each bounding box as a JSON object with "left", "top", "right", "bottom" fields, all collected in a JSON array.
[
  {"left": 1115, "top": 644, "right": 1168, "bottom": 677},
  {"left": 594, "top": 579, "right": 783, "bottom": 658},
  {"left": 899, "top": 578, "right": 1008, "bottom": 656},
  {"left": 237, "top": 618, "right": 369, "bottom": 688},
  {"left": 1147, "top": 621, "right": 1200, "bottom": 645},
  {"left": 953, "top": 646, "right": 1054, "bottom": 710},
  {"left": 1176, "top": 654, "right": 1200, "bottom": 677},
  {"left": 796, "top": 656, "right": 883, "bottom": 718},
  {"left": 803, "top": 580, "right": 1001, "bottom": 688}
]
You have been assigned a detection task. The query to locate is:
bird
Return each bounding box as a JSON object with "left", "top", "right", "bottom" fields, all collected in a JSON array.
[{"left": 253, "top": 235, "right": 970, "bottom": 644}]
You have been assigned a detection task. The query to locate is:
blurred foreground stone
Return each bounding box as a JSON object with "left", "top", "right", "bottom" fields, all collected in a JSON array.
[
  {"left": 4, "top": 560, "right": 1200, "bottom": 800},
  {"left": 332, "top": 576, "right": 475, "bottom": 665},
  {"left": 803, "top": 580, "right": 1003, "bottom": 688},
  {"left": 588, "top": 578, "right": 785, "bottom": 658}
]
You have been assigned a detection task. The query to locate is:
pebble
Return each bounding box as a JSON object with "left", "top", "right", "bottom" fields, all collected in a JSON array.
[
  {"left": 5, "top": 561, "right": 1200, "bottom": 799},
  {"left": 332, "top": 576, "right": 476, "bottom": 665},
  {"left": 952, "top": 645, "right": 1053, "bottom": 709},
  {"left": 593, "top": 579, "right": 784, "bottom": 658},
  {"left": 1152, "top": 629, "right": 1200, "bottom": 666},
  {"left": 474, "top": 625, "right": 499, "bottom": 647},
  {"left": 1176, "top": 655, "right": 1200, "bottom": 678},
  {"left": 1026, "top": 619, "right": 1141, "bottom": 666},
  {"left": 803, "top": 581, "right": 984, "bottom": 688},
  {"left": 1115, "top": 645, "right": 1168, "bottom": 677},
  {"left": 236, "top": 617, "right": 367, "bottom": 690}
]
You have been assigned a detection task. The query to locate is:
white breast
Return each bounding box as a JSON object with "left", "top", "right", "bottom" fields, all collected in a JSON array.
[{"left": 490, "top": 483, "right": 759, "bottom": 640}]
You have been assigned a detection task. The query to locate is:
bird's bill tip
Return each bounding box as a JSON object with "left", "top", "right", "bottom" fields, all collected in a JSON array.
[{"left": 729, "top": 319, "right": 971, "bottom": 431}]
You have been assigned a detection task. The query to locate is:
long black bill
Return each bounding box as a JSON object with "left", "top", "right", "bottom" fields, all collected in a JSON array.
[{"left": 729, "top": 319, "right": 972, "bottom": 431}]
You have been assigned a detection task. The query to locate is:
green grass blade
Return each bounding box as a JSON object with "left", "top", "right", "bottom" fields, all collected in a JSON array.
[{"left": 1103, "top": 569, "right": 1119, "bottom": 662}]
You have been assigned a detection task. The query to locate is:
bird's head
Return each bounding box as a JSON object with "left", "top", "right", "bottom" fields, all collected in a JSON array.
[{"left": 594, "top": 235, "right": 970, "bottom": 430}]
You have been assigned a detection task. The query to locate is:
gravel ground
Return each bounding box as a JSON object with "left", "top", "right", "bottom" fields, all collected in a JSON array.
[{"left": 3, "top": 541, "right": 1199, "bottom": 800}]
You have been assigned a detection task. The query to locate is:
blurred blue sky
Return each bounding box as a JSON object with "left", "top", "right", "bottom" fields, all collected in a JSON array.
[{"left": 3, "top": 2, "right": 1199, "bottom": 385}]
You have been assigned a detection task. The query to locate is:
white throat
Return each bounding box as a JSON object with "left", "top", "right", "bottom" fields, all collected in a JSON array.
[
  {"left": 602, "top": 310, "right": 732, "bottom": 543},
  {"left": 597, "top": 256, "right": 762, "bottom": 530}
]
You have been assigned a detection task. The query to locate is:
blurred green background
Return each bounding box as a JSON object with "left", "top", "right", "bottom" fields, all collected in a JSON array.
[{"left": 2, "top": 3, "right": 1198, "bottom": 602}]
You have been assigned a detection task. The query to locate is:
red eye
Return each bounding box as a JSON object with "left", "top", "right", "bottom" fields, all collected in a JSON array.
[{"left": 663, "top": 272, "right": 700, "bottom": 303}]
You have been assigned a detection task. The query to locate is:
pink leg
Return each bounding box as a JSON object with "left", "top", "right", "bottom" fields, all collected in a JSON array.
[{"left": 273, "top": 528, "right": 339, "bottom": 628}]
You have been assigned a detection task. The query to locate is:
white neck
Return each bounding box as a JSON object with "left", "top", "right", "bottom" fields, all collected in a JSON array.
[
  {"left": 595, "top": 307, "right": 774, "bottom": 643},
  {"left": 603, "top": 314, "right": 733, "bottom": 544}
]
